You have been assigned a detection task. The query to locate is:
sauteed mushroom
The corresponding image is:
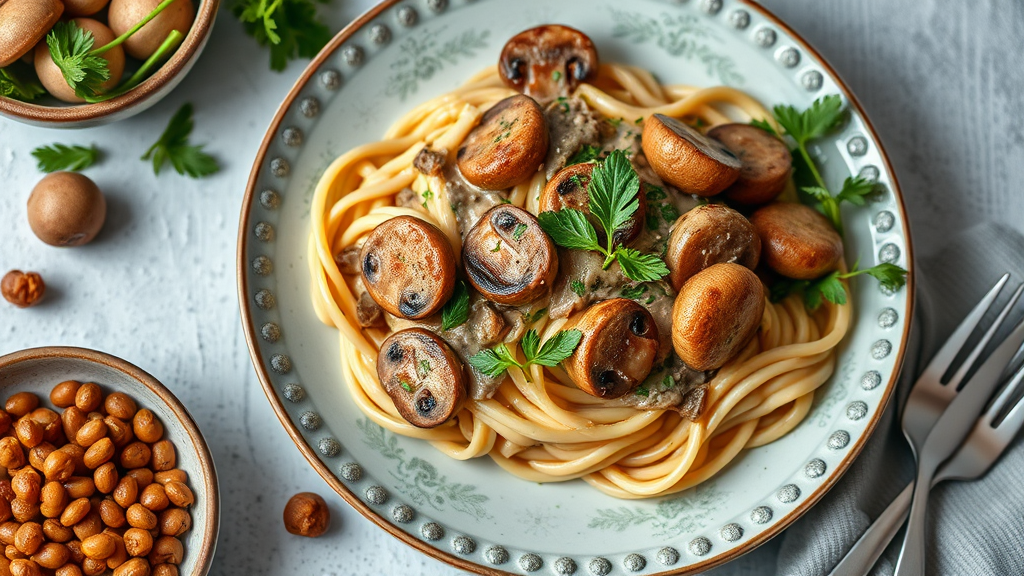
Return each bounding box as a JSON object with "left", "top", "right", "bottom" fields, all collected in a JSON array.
[
  {"left": 34, "top": 18, "right": 125, "bottom": 103},
  {"left": 708, "top": 123, "right": 792, "bottom": 205},
  {"left": 750, "top": 202, "right": 844, "bottom": 280},
  {"left": 498, "top": 25, "right": 599, "bottom": 102},
  {"left": 360, "top": 216, "right": 457, "bottom": 319},
  {"left": 540, "top": 163, "right": 646, "bottom": 245},
  {"left": 564, "top": 299, "right": 660, "bottom": 399},
  {"left": 666, "top": 204, "right": 760, "bottom": 291},
  {"left": 463, "top": 205, "right": 557, "bottom": 306},
  {"left": 641, "top": 114, "right": 741, "bottom": 197},
  {"left": 672, "top": 263, "right": 765, "bottom": 371},
  {"left": 377, "top": 328, "right": 467, "bottom": 428},
  {"left": 457, "top": 95, "right": 549, "bottom": 190},
  {"left": 0, "top": 0, "right": 63, "bottom": 67}
]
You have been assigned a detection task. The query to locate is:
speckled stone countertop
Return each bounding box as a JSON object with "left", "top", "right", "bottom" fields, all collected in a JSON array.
[{"left": 1, "top": 1, "right": 1021, "bottom": 574}]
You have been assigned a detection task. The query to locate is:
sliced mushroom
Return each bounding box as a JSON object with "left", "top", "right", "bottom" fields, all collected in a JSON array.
[
  {"left": 457, "top": 95, "right": 549, "bottom": 191},
  {"left": 540, "top": 163, "right": 646, "bottom": 245},
  {"left": 334, "top": 245, "right": 362, "bottom": 275},
  {"left": 463, "top": 205, "right": 557, "bottom": 306},
  {"left": 564, "top": 299, "right": 660, "bottom": 399},
  {"left": 377, "top": 328, "right": 467, "bottom": 428},
  {"left": 498, "top": 25, "right": 599, "bottom": 102},
  {"left": 672, "top": 263, "right": 765, "bottom": 371},
  {"left": 666, "top": 204, "right": 761, "bottom": 291},
  {"left": 708, "top": 123, "right": 792, "bottom": 205},
  {"left": 356, "top": 292, "right": 386, "bottom": 328},
  {"left": 413, "top": 147, "right": 447, "bottom": 177},
  {"left": 749, "top": 202, "right": 844, "bottom": 280},
  {"left": 360, "top": 216, "right": 457, "bottom": 319},
  {"left": 641, "top": 114, "right": 742, "bottom": 197}
]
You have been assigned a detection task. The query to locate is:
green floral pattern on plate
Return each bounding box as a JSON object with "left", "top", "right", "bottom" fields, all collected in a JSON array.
[
  {"left": 386, "top": 28, "right": 492, "bottom": 101},
  {"left": 588, "top": 484, "right": 730, "bottom": 537}
]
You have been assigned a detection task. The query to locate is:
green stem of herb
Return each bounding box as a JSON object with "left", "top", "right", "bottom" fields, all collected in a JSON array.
[
  {"left": 91, "top": 0, "right": 178, "bottom": 55},
  {"left": 600, "top": 236, "right": 616, "bottom": 269},
  {"left": 797, "top": 143, "right": 828, "bottom": 191},
  {"left": 121, "top": 30, "right": 183, "bottom": 89}
]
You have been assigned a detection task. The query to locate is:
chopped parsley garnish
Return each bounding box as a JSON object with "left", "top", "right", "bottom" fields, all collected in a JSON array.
[
  {"left": 523, "top": 307, "right": 548, "bottom": 324},
  {"left": 570, "top": 280, "right": 586, "bottom": 297},
  {"left": 399, "top": 379, "right": 413, "bottom": 393},
  {"left": 440, "top": 281, "right": 469, "bottom": 331},
  {"left": 566, "top": 144, "right": 601, "bottom": 166},
  {"left": 491, "top": 241, "right": 502, "bottom": 252},
  {"left": 512, "top": 223, "right": 528, "bottom": 241},
  {"left": 421, "top": 188, "right": 434, "bottom": 208},
  {"left": 620, "top": 284, "right": 648, "bottom": 300},
  {"left": 635, "top": 385, "right": 649, "bottom": 397}
]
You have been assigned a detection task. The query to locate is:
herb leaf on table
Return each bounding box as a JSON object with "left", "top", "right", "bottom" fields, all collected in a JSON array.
[
  {"left": 143, "top": 103, "right": 219, "bottom": 178},
  {"left": 32, "top": 144, "right": 100, "bottom": 173},
  {"left": 234, "top": 0, "right": 333, "bottom": 72}
]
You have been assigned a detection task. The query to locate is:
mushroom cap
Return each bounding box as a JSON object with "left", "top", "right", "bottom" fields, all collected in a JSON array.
[
  {"left": 360, "top": 216, "right": 457, "bottom": 319},
  {"left": 457, "top": 94, "right": 549, "bottom": 191},
  {"left": 0, "top": 0, "right": 63, "bottom": 67},
  {"left": 27, "top": 172, "right": 107, "bottom": 247},
  {"left": 666, "top": 203, "right": 761, "bottom": 291},
  {"left": 641, "top": 114, "right": 742, "bottom": 197},
  {"left": 63, "top": 0, "right": 111, "bottom": 17},
  {"left": 34, "top": 18, "right": 124, "bottom": 103},
  {"left": 750, "top": 202, "right": 844, "bottom": 280},
  {"left": 540, "top": 162, "right": 646, "bottom": 246},
  {"left": 708, "top": 123, "right": 793, "bottom": 205},
  {"left": 564, "top": 298, "right": 660, "bottom": 399},
  {"left": 108, "top": 0, "right": 195, "bottom": 60},
  {"left": 672, "top": 263, "right": 765, "bottom": 371},
  {"left": 377, "top": 328, "right": 467, "bottom": 428},
  {"left": 463, "top": 205, "right": 558, "bottom": 306},
  {"left": 499, "top": 24, "right": 599, "bottom": 102}
]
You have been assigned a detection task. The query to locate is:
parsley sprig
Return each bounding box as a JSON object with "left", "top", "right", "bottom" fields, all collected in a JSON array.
[
  {"left": 234, "top": 0, "right": 333, "bottom": 72},
  {"left": 143, "top": 103, "right": 219, "bottom": 178},
  {"left": 538, "top": 151, "right": 670, "bottom": 282},
  {"left": 0, "top": 66, "right": 45, "bottom": 102},
  {"left": 32, "top": 144, "right": 100, "bottom": 173},
  {"left": 440, "top": 281, "right": 469, "bottom": 331},
  {"left": 773, "top": 263, "right": 908, "bottom": 310},
  {"left": 469, "top": 329, "right": 582, "bottom": 380}
]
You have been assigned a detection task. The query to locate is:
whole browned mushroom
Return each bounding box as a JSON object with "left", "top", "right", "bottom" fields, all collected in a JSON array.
[
  {"left": 457, "top": 95, "right": 549, "bottom": 190},
  {"left": 463, "top": 205, "right": 557, "bottom": 306},
  {"left": 666, "top": 204, "right": 760, "bottom": 291},
  {"left": 708, "top": 123, "right": 792, "bottom": 205},
  {"left": 641, "top": 114, "right": 742, "bottom": 197},
  {"left": 749, "top": 202, "right": 844, "bottom": 280},
  {"left": 34, "top": 18, "right": 125, "bottom": 103},
  {"left": 377, "top": 328, "right": 467, "bottom": 428},
  {"left": 564, "top": 299, "right": 660, "bottom": 399},
  {"left": 540, "top": 163, "right": 646, "bottom": 246},
  {"left": 0, "top": 0, "right": 63, "bottom": 67},
  {"left": 360, "top": 216, "right": 457, "bottom": 319},
  {"left": 672, "top": 263, "right": 765, "bottom": 371},
  {"left": 498, "top": 25, "right": 599, "bottom": 102}
]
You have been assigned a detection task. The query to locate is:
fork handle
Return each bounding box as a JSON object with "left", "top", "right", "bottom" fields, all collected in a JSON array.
[
  {"left": 826, "top": 482, "right": 914, "bottom": 576},
  {"left": 894, "top": 465, "right": 937, "bottom": 576}
]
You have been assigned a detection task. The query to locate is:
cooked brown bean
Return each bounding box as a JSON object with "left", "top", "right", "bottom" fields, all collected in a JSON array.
[
  {"left": 283, "top": 492, "right": 329, "bottom": 538},
  {"left": 498, "top": 25, "right": 599, "bottom": 102},
  {"left": 641, "top": 114, "right": 741, "bottom": 197},
  {"left": 138, "top": 485, "right": 168, "bottom": 513},
  {"left": 156, "top": 508, "right": 189, "bottom": 538},
  {"left": 26, "top": 444, "right": 54, "bottom": 472},
  {"left": 463, "top": 205, "right": 558, "bottom": 306},
  {"left": 60, "top": 499, "right": 91, "bottom": 527},
  {"left": 83, "top": 438, "right": 114, "bottom": 470},
  {"left": 13, "top": 522, "right": 42, "bottom": 556},
  {"left": 162, "top": 482, "right": 192, "bottom": 509},
  {"left": 4, "top": 394, "right": 38, "bottom": 419},
  {"left": 98, "top": 499, "right": 125, "bottom": 528},
  {"left": 63, "top": 477, "right": 95, "bottom": 500},
  {"left": 57, "top": 563, "right": 84, "bottom": 576},
  {"left": 749, "top": 202, "right": 844, "bottom": 280},
  {"left": 50, "top": 382, "right": 82, "bottom": 409},
  {"left": 152, "top": 471, "right": 186, "bottom": 486},
  {"left": 125, "top": 505, "right": 156, "bottom": 531},
  {"left": 65, "top": 540, "right": 85, "bottom": 564},
  {"left": 146, "top": 536, "right": 181, "bottom": 565},
  {"left": 113, "top": 477, "right": 138, "bottom": 509},
  {"left": 0, "top": 481, "right": 13, "bottom": 503},
  {"left": 73, "top": 384, "right": 102, "bottom": 414},
  {"left": 14, "top": 419, "right": 42, "bottom": 449},
  {"left": 74, "top": 420, "right": 107, "bottom": 449},
  {"left": 80, "top": 533, "right": 115, "bottom": 560},
  {"left": 149, "top": 441, "right": 174, "bottom": 472},
  {"left": 104, "top": 529, "right": 128, "bottom": 569},
  {"left": 359, "top": 216, "right": 457, "bottom": 320},
  {"left": 8, "top": 558, "right": 41, "bottom": 576},
  {"left": 5, "top": 546, "right": 26, "bottom": 561},
  {"left": 27, "top": 409, "right": 62, "bottom": 444},
  {"left": 563, "top": 299, "right": 660, "bottom": 398},
  {"left": 672, "top": 263, "right": 766, "bottom": 370},
  {"left": 9, "top": 500, "right": 38, "bottom": 524},
  {"left": 93, "top": 463, "right": 118, "bottom": 495},
  {"left": 11, "top": 470, "right": 40, "bottom": 504},
  {"left": 39, "top": 482, "right": 67, "bottom": 518},
  {"left": 666, "top": 204, "right": 761, "bottom": 291},
  {"left": 0, "top": 412, "right": 10, "bottom": 436},
  {"left": 42, "top": 450, "right": 76, "bottom": 483},
  {"left": 124, "top": 469, "right": 153, "bottom": 490},
  {"left": 540, "top": 162, "right": 647, "bottom": 246},
  {"left": 131, "top": 411, "right": 162, "bottom": 445},
  {"left": 42, "top": 519, "right": 74, "bottom": 543},
  {"left": 103, "top": 393, "right": 137, "bottom": 421},
  {"left": 457, "top": 94, "right": 548, "bottom": 190},
  {"left": 0, "top": 523, "right": 18, "bottom": 546},
  {"left": 151, "top": 564, "right": 177, "bottom": 576},
  {"left": 113, "top": 556, "right": 150, "bottom": 576},
  {"left": 0, "top": 438, "right": 25, "bottom": 470},
  {"left": 81, "top": 557, "right": 106, "bottom": 576},
  {"left": 104, "top": 416, "right": 134, "bottom": 448},
  {"left": 119, "top": 443, "right": 150, "bottom": 470},
  {"left": 61, "top": 408, "right": 88, "bottom": 445},
  {"left": 708, "top": 123, "right": 792, "bottom": 205},
  {"left": 57, "top": 444, "right": 88, "bottom": 477},
  {"left": 0, "top": 498, "right": 10, "bottom": 524},
  {"left": 377, "top": 328, "right": 468, "bottom": 428},
  {"left": 30, "top": 542, "right": 68, "bottom": 569},
  {"left": 122, "top": 527, "right": 153, "bottom": 557},
  {"left": 71, "top": 511, "right": 102, "bottom": 541}
]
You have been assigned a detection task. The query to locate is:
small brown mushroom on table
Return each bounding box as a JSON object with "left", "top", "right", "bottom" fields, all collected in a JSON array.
[
  {"left": 641, "top": 114, "right": 742, "bottom": 197},
  {"left": 672, "top": 263, "right": 766, "bottom": 371},
  {"left": 564, "top": 299, "right": 661, "bottom": 399},
  {"left": 359, "top": 216, "right": 457, "bottom": 320},
  {"left": 463, "top": 205, "right": 558, "bottom": 306},
  {"left": 749, "top": 202, "right": 844, "bottom": 280},
  {"left": 666, "top": 204, "right": 761, "bottom": 291},
  {"left": 27, "top": 172, "right": 107, "bottom": 247},
  {"left": 540, "top": 163, "right": 646, "bottom": 246},
  {"left": 708, "top": 123, "right": 793, "bottom": 206},
  {"left": 457, "top": 94, "right": 549, "bottom": 191},
  {"left": 377, "top": 328, "right": 467, "bottom": 428},
  {"left": 498, "top": 24, "right": 599, "bottom": 102}
]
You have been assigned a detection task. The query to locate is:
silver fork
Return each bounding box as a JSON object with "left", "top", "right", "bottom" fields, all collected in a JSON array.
[{"left": 828, "top": 342, "right": 1024, "bottom": 576}]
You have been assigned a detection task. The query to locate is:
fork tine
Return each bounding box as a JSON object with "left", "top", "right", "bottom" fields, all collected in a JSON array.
[
  {"left": 917, "top": 273, "right": 1009, "bottom": 385},
  {"left": 945, "top": 283, "right": 1024, "bottom": 391},
  {"left": 987, "top": 359, "right": 1024, "bottom": 429}
]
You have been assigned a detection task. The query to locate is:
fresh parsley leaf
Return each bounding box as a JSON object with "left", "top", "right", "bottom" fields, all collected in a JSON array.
[
  {"left": 537, "top": 209, "right": 601, "bottom": 251},
  {"left": 570, "top": 280, "right": 586, "bottom": 297},
  {"left": 802, "top": 176, "right": 877, "bottom": 234},
  {"left": 620, "top": 284, "right": 648, "bottom": 300},
  {"left": 851, "top": 262, "right": 907, "bottom": 292},
  {"left": 234, "top": 0, "right": 333, "bottom": 72},
  {"left": 468, "top": 329, "right": 582, "bottom": 378},
  {"left": 749, "top": 118, "right": 777, "bottom": 136},
  {"left": 588, "top": 150, "right": 641, "bottom": 241},
  {"left": 644, "top": 186, "right": 667, "bottom": 202},
  {"left": 615, "top": 247, "right": 670, "bottom": 283},
  {"left": 836, "top": 175, "right": 876, "bottom": 206},
  {"left": 31, "top": 144, "right": 100, "bottom": 173},
  {"left": 566, "top": 144, "right": 600, "bottom": 166},
  {"left": 528, "top": 329, "right": 583, "bottom": 367},
  {"left": 805, "top": 271, "right": 846, "bottom": 310},
  {"left": 512, "top": 223, "right": 528, "bottom": 241},
  {"left": 468, "top": 343, "right": 520, "bottom": 378},
  {"left": 440, "top": 280, "right": 469, "bottom": 331},
  {"left": 142, "top": 103, "right": 219, "bottom": 178},
  {"left": 776, "top": 262, "right": 908, "bottom": 310},
  {"left": 773, "top": 95, "right": 844, "bottom": 146},
  {"left": 520, "top": 330, "right": 540, "bottom": 361},
  {"left": 0, "top": 66, "right": 45, "bottom": 102},
  {"left": 523, "top": 307, "right": 547, "bottom": 324},
  {"left": 46, "top": 21, "right": 111, "bottom": 99}
]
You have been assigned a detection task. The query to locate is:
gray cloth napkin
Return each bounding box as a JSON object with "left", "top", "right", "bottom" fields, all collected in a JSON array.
[{"left": 705, "top": 222, "right": 1024, "bottom": 576}]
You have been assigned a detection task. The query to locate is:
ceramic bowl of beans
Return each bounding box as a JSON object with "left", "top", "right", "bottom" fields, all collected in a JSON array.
[{"left": 0, "top": 347, "right": 218, "bottom": 576}]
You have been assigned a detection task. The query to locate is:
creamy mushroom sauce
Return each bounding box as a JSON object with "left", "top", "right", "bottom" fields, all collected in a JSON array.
[{"left": 375, "top": 97, "right": 716, "bottom": 414}]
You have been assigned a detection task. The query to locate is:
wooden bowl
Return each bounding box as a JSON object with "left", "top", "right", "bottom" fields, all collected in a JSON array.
[
  {"left": 0, "top": 346, "right": 219, "bottom": 574},
  {"left": 0, "top": 0, "right": 220, "bottom": 128}
]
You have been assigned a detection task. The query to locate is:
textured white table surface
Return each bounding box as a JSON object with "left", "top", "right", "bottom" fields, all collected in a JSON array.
[{"left": 1, "top": 1, "right": 1021, "bottom": 574}]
